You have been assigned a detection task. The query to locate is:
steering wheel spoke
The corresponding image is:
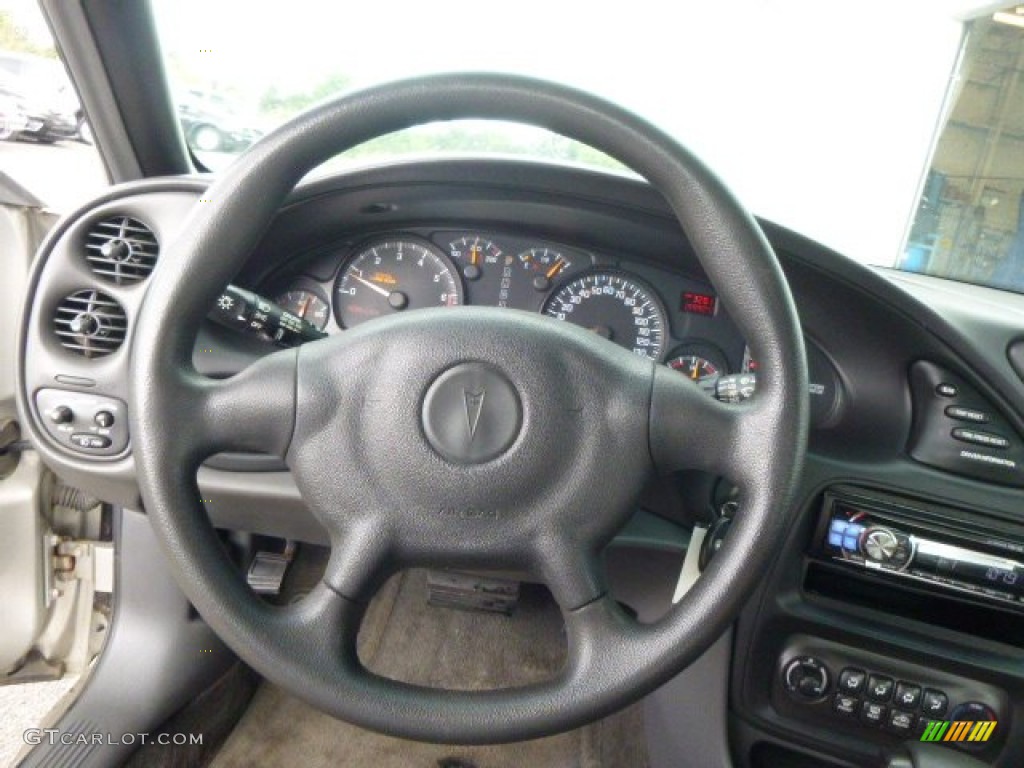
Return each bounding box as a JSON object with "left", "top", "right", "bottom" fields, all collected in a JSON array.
[
  {"left": 649, "top": 365, "right": 762, "bottom": 479},
  {"left": 183, "top": 347, "right": 298, "bottom": 459}
]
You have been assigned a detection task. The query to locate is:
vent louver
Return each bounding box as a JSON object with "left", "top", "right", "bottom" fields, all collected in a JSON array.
[
  {"left": 84, "top": 216, "right": 159, "bottom": 284},
  {"left": 53, "top": 290, "right": 127, "bottom": 358}
]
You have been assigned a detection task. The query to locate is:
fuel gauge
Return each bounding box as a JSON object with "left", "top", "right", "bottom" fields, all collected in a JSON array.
[
  {"left": 518, "top": 247, "right": 571, "bottom": 292},
  {"left": 666, "top": 342, "right": 729, "bottom": 395},
  {"left": 274, "top": 286, "right": 331, "bottom": 331}
]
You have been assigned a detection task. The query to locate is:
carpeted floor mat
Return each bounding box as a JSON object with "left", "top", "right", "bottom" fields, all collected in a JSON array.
[{"left": 211, "top": 570, "right": 647, "bottom": 768}]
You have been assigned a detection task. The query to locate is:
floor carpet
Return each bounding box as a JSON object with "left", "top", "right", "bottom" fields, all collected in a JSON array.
[{"left": 211, "top": 570, "right": 647, "bottom": 768}]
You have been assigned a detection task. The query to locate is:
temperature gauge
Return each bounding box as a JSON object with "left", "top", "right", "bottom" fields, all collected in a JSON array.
[
  {"left": 274, "top": 286, "right": 331, "bottom": 331},
  {"left": 666, "top": 342, "right": 729, "bottom": 394}
]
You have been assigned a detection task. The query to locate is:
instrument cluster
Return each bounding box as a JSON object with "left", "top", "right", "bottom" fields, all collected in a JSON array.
[{"left": 265, "top": 229, "right": 745, "bottom": 387}]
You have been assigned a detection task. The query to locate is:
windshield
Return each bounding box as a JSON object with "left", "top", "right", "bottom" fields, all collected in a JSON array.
[{"left": 153, "top": 3, "right": 1024, "bottom": 290}]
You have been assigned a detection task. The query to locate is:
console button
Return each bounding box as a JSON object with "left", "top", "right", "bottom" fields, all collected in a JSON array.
[
  {"left": 833, "top": 693, "right": 858, "bottom": 717},
  {"left": 936, "top": 383, "right": 958, "bottom": 398},
  {"left": 945, "top": 406, "right": 990, "bottom": 424},
  {"left": 921, "top": 689, "right": 948, "bottom": 717},
  {"left": 94, "top": 410, "right": 115, "bottom": 428},
  {"left": 70, "top": 433, "right": 112, "bottom": 450},
  {"left": 49, "top": 405, "right": 73, "bottom": 424},
  {"left": 888, "top": 709, "right": 915, "bottom": 735},
  {"left": 783, "top": 657, "right": 830, "bottom": 700},
  {"left": 838, "top": 667, "right": 867, "bottom": 695},
  {"left": 866, "top": 674, "right": 894, "bottom": 702},
  {"left": 860, "top": 701, "right": 887, "bottom": 727},
  {"left": 952, "top": 428, "right": 1010, "bottom": 449},
  {"left": 893, "top": 682, "right": 922, "bottom": 710}
]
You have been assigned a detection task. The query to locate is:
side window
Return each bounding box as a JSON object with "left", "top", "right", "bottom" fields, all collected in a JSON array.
[
  {"left": 0, "top": 7, "right": 107, "bottom": 212},
  {"left": 904, "top": 7, "right": 1024, "bottom": 293}
]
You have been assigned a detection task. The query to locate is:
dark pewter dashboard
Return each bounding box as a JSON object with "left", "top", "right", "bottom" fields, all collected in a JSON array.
[{"left": 16, "top": 158, "right": 1024, "bottom": 767}]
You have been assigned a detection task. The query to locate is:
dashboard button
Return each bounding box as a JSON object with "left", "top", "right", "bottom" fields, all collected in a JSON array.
[
  {"left": 921, "top": 689, "right": 948, "bottom": 717},
  {"left": 952, "top": 428, "right": 1010, "bottom": 449},
  {"left": 936, "top": 383, "right": 958, "bottom": 398},
  {"left": 893, "top": 682, "right": 922, "bottom": 710},
  {"left": 94, "top": 410, "right": 115, "bottom": 428},
  {"left": 833, "top": 693, "right": 858, "bottom": 717},
  {"left": 866, "top": 674, "right": 894, "bottom": 702},
  {"left": 860, "top": 701, "right": 887, "bottom": 727},
  {"left": 945, "top": 406, "right": 990, "bottom": 424},
  {"left": 838, "top": 667, "right": 866, "bottom": 695},
  {"left": 49, "top": 405, "right": 73, "bottom": 424},
  {"left": 69, "top": 433, "right": 112, "bottom": 450},
  {"left": 887, "top": 709, "right": 915, "bottom": 735}
]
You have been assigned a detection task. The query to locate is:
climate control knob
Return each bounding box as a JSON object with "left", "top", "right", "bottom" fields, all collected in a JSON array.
[{"left": 862, "top": 527, "right": 899, "bottom": 563}]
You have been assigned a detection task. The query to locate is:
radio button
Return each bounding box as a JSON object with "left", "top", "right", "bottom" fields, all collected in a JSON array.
[
  {"left": 862, "top": 528, "right": 899, "bottom": 563},
  {"left": 893, "top": 682, "right": 922, "bottom": 710},
  {"left": 945, "top": 406, "right": 990, "bottom": 424},
  {"left": 866, "top": 674, "right": 894, "bottom": 702},
  {"left": 952, "top": 428, "right": 1010, "bottom": 449},
  {"left": 921, "top": 689, "right": 948, "bottom": 717},
  {"left": 838, "top": 667, "right": 866, "bottom": 695}
]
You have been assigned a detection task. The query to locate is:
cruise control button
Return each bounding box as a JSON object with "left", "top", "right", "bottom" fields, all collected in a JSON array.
[
  {"left": 921, "top": 689, "right": 948, "bottom": 717},
  {"left": 945, "top": 406, "right": 989, "bottom": 424},
  {"left": 866, "top": 674, "right": 894, "bottom": 702},
  {"left": 860, "top": 701, "right": 887, "bottom": 727},
  {"left": 838, "top": 668, "right": 867, "bottom": 695},
  {"left": 833, "top": 693, "right": 858, "bottom": 717},
  {"left": 893, "top": 682, "right": 922, "bottom": 710},
  {"left": 70, "top": 433, "right": 112, "bottom": 450},
  {"left": 888, "top": 709, "right": 915, "bottom": 734},
  {"left": 952, "top": 428, "right": 1010, "bottom": 449}
]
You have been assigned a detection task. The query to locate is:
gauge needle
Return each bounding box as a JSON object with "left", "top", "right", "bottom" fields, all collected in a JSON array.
[
  {"left": 470, "top": 246, "right": 480, "bottom": 266},
  {"left": 351, "top": 274, "right": 392, "bottom": 298},
  {"left": 298, "top": 296, "right": 310, "bottom": 319},
  {"left": 545, "top": 259, "right": 565, "bottom": 280},
  {"left": 691, "top": 365, "right": 700, "bottom": 381}
]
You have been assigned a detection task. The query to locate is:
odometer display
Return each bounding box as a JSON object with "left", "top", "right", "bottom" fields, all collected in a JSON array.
[{"left": 543, "top": 271, "right": 668, "bottom": 360}]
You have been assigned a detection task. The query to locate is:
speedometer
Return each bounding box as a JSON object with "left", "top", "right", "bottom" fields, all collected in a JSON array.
[{"left": 542, "top": 271, "right": 668, "bottom": 360}]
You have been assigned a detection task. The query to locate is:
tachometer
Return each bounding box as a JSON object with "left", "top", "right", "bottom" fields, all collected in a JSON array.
[
  {"left": 542, "top": 271, "right": 668, "bottom": 360},
  {"left": 334, "top": 239, "right": 463, "bottom": 328}
]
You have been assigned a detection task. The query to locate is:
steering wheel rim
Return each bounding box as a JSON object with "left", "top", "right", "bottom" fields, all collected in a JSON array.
[{"left": 129, "top": 73, "right": 808, "bottom": 743}]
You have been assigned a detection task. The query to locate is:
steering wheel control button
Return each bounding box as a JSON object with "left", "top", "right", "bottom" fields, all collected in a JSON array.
[
  {"left": 893, "top": 682, "right": 922, "bottom": 710},
  {"left": 833, "top": 693, "right": 858, "bottom": 717},
  {"left": 860, "top": 701, "right": 887, "bottom": 727},
  {"left": 838, "top": 667, "right": 867, "bottom": 695},
  {"left": 866, "top": 674, "right": 894, "bottom": 702},
  {"left": 887, "top": 709, "right": 915, "bottom": 735},
  {"left": 34, "top": 388, "right": 129, "bottom": 456},
  {"left": 49, "top": 405, "right": 73, "bottom": 424},
  {"left": 70, "top": 433, "right": 112, "bottom": 450},
  {"left": 921, "top": 689, "right": 949, "bottom": 717},
  {"left": 945, "top": 406, "right": 989, "bottom": 424},
  {"left": 422, "top": 362, "right": 522, "bottom": 464},
  {"left": 783, "top": 657, "right": 830, "bottom": 700},
  {"left": 936, "top": 383, "right": 958, "bottom": 398}
]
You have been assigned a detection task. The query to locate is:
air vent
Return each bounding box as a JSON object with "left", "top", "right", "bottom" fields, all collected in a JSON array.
[
  {"left": 53, "top": 290, "right": 127, "bottom": 358},
  {"left": 84, "top": 216, "right": 159, "bottom": 284}
]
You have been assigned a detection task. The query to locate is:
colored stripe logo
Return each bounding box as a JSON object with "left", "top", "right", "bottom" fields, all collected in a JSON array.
[{"left": 920, "top": 720, "right": 997, "bottom": 742}]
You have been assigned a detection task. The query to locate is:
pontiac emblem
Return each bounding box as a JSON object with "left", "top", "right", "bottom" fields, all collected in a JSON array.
[{"left": 463, "top": 388, "right": 486, "bottom": 441}]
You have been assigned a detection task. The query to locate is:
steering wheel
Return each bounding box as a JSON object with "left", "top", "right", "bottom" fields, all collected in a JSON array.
[{"left": 129, "top": 73, "right": 808, "bottom": 744}]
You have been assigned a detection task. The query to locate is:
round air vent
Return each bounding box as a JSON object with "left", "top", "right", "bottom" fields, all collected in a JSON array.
[
  {"left": 84, "top": 216, "right": 159, "bottom": 284},
  {"left": 53, "top": 290, "right": 127, "bottom": 358}
]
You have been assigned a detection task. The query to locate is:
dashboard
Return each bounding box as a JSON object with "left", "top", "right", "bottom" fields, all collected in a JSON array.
[{"left": 15, "top": 157, "right": 1024, "bottom": 768}]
